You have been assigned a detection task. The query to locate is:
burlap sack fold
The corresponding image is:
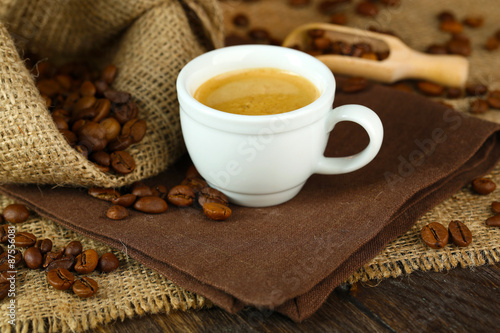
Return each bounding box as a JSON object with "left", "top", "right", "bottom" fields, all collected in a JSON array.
[{"left": 0, "top": 0, "right": 224, "bottom": 187}]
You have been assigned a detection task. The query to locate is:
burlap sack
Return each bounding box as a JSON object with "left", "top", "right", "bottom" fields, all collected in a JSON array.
[{"left": 0, "top": 0, "right": 224, "bottom": 187}]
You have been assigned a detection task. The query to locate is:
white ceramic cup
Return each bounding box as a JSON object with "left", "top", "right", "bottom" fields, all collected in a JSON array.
[{"left": 177, "top": 45, "right": 383, "bottom": 207}]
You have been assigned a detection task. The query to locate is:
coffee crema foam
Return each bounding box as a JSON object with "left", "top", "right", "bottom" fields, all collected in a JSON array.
[{"left": 194, "top": 68, "right": 319, "bottom": 115}]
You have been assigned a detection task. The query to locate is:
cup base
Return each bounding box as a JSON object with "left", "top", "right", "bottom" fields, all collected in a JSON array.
[{"left": 209, "top": 183, "right": 305, "bottom": 208}]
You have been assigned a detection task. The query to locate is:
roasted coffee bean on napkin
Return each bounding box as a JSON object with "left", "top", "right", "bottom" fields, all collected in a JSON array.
[{"left": 2, "top": 78, "right": 500, "bottom": 322}]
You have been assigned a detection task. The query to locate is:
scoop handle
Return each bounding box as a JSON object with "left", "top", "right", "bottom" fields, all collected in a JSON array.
[{"left": 393, "top": 50, "right": 469, "bottom": 87}]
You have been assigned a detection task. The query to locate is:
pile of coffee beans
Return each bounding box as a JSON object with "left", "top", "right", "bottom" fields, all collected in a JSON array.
[
  {"left": 93, "top": 165, "right": 232, "bottom": 221},
  {"left": 30, "top": 59, "right": 146, "bottom": 175},
  {"left": 0, "top": 202, "right": 119, "bottom": 300}
]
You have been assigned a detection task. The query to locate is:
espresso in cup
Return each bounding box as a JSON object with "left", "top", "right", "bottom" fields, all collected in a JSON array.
[{"left": 194, "top": 67, "right": 320, "bottom": 115}]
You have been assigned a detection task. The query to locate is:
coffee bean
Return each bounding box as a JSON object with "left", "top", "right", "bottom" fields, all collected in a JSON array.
[
  {"left": 492, "top": 201, "right": 500, "bottom": 214},
  {"left": 426, "top": 44, "right": 448, "bottom": 54},
  {"left": 471, "top": 177, "right": 496, "bottom": 194},
  {"left": 487, "top": 90, "right": 500, "bottom": 109},
  {"left": 186, "top": 165, "right": 201, "bottom": 179},
  {"left": 104, "top": 90, "right": 130, "bottom": 104},
  {"left": 106, "top": 205, "right": 129, "bottom": 220},
  {"left": 113, "top": 100, "right": 138, "bottom": 124},
  {"left": 73, "top": 276, "right": 98, "bottom": 298},
  {"left": 14, "top": 232, "right": 37, "bottom": 247},
  {"left": 65, "top": 241, "right": 83, "bottom": 257},
  {"left": 60, "top": 128, "right": 77, "bottom": 146},
  {"left": 341, "top": 77, "right": 369, "bottom": 93},
  {"left": 486, "top": 37, "right": 500, "bottom": 51},
  {"left": 91, "top": 98, "right": 111, "bottom": 122},
  {"left": 80, "top": 81, "right": 96, "bottom": 97},
  {"left": 420, "top": 222, "right": 448, "bottom": 249},
  {"left": 469, "top": 99, "right": 489, "bottom": 114},
  {"left": 356, "top": 1, "right": 378, "bottom": 17},
  {"left": 75, "top": 249, "right": 99, "bottom": 274},
  {"left": 45, "top": 256, "right": 75, "bottom": 272},
  {"left": 448, "top": 220, "right": 472, "bottom": 247},
  {"left": 100, "top": 117, "right": 121, "bottom": 141},
  {"left": 90, "top": 151, "right": 111, "bottom": 167},
  {"left": 318, "top": 0, "right": 350, "bottom": 14},
  {"left": 466, "top": 84, "right": 488, "bottom": 96},
  {"left": 0, "top": 250, "right": 22, "bottom": 271},
  {"left": 133, "top": 196, "right": 168, "bottom": 214},
  {"left": 107, "top": 135, "right": 133, "bottom": 151},
  {"left": 167, "top": 185, "right": 195, "bottom": 207},
  {"left": 110, "top": 151, "right": 136, "bottom": 175},
  {"left": 486, "top": 215, "right": 500, "bottom": 227},
  {"left": 198, "top": 187, "right": 229, "bottom": 207},
  {"left": 88, "top": 187, "right": 120, "bottom": 202},
  {"left": 0, "top": 272, "right": 15, "bottom": 300},
  {"left": 313, "top": 37, "right": 332, "bottom": 51},
  {"left": 440, "top": 20, "right": 463, "bottom": 34},
  {"left": 36, "top": 79, "right": 61, "bottom": 97},
  {"left": 78, "top": 121, "right": 108, "bottom": 151},
  {"left": 35, "top": 238, "right": 53, "bottom": 254},
  {"left": 232, "top": 13, "right": 249, "bottom": 27},
  {"left": 154, "top": 185, "right": 168, "bottom": 199},
  {"left": 3, "top": 204, "right": 30, "bottom": 223},
  {"left": 131, "top": 184, "right": 155, "bottom": 197},
  {"left": 47, "top": 268, "right": 74, "bottom": 290},
  {"left": 463, "top": 16, "right": 484, "bottom": 28},
  {"left": 203, "top": 202, "right": 232, "bottom": 221},
  {"left": 42, "top": 249, "right": 64, "bottom": 268},
  {"left": 181, "top": 177, "right": 208, "bottom": 193},
  {"left": 52, "top": 115, "right": 69, "bottom": 130},
  {"left": 55, "top": 74, "right": 72, "bottom": 91},
  {"left": 111, "top": 194, "right": 137, "bottom": 207},
  {"left": 101, "top": 65, "right": 117, "bottom": 84},
  {"left": 446, "top": 87, "right": 462, "bottom": 99},
  {"left": 24, "top": 246, "right": 43, "bottom": 269},
  {"left": 248, "top": 28, "right": 270, "bottom": 42},
  {"left": 446, "top": 38, "right": 471, "bottom": 56},
  {"left": 98, "top": 253, "right": 120, "bottom": 272},
  {"left": 74, "top": 96, "right": 97, "bottom": 113},
  {"left": 0, "top": 225, "right": 9, "bottom": 244},
  {"left": 94, "top": 80, "right": 109, "bottom": 95},
  {"left": 74, "top": 144, "right": 89, "bottom": 158},
  {"left": 121, "top": 119, "right": 147, "bottom": 143},
  {"left": 437, "top": 10, "right": 455, "bottom": 22},
  {"left": 330, "top": 13, "right": 347, "bottom": 25},
  {"left": 416, "top": 81, "right": 445, "bottom": 96}
]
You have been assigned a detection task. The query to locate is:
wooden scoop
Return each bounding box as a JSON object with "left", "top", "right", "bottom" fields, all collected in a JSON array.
[{"left": 282, "top": 23, "right": 469, "bottom": 87}]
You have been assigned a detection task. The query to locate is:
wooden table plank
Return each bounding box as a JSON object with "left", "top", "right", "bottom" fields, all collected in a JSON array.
[{"left": 96, "top": 264, "right": 500, "bottom": 332}]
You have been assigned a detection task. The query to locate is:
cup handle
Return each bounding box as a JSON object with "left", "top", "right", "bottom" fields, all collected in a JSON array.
[{"left": 315, "top": 104, "right": 384, "bottom": 174}]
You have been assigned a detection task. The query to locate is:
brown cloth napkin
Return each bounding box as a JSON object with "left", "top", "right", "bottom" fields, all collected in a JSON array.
[{"left": 2, "top": 81, "right": 500, "bottom": 322}]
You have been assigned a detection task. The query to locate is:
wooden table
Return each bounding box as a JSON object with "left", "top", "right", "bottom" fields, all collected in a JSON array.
[{"left": 96, "top": 263, "right": 500, "bottom": 332}]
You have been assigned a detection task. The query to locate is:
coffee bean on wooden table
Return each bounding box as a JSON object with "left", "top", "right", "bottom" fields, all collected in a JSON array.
[
  {"left": 2, "top": 204, "right": 30, "bottom": 223},
  {"left": 203, "top": 202, "right": 232, "bottom": 221},
  {"left": 74, "top": 249, "right": 99, "bottom": 274},
  {"left": 486, "top": 215, "right": 500, "bottom": 227},
  {"left": 110, "top": 151, "right": 136, "bottom": 174},
  {"left": 14, "top": 232, "right": 37, "bottom": 247},
  {"left": 131, "top": 183, "right": 156, "bottom": 197},
  {"left": 198, "top": 187, "right": 229, "bottom": 207},
  {"left": 448, "top": 220, "right": 472, "bottom": 247},
  {"left": 47, "top": 268, "right": 75, "bottom": 290},
  {"left": 106, "top": 205, "right": 129, "bottom": 220},
  {"left": 98, "top": 253, "right": 120, "bottom": 273},
  {"left": 471, "top": 177, "right": 496, "bottom": 194},
  {"left": 73, "top": 276, "right": 98, "bottom": 298},
  {"left": 133, "top": 196, "right": 168, "bottom": 214},
  {"left": 24, "top": 246, "right": 43, "bottom": 269},
  {"left": 65, "top": 240, "right": 83, "bottom": 257},
  {"left": 420, "top": 222, "right": 449, "bottom": 249},
  {"left": 167, "top": 185, "right": 195, "bottom": 207}
]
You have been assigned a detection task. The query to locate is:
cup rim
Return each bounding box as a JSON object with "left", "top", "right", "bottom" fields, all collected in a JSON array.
[{"left": 177, "top": 44, "right": 336, "bottom": 134}]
